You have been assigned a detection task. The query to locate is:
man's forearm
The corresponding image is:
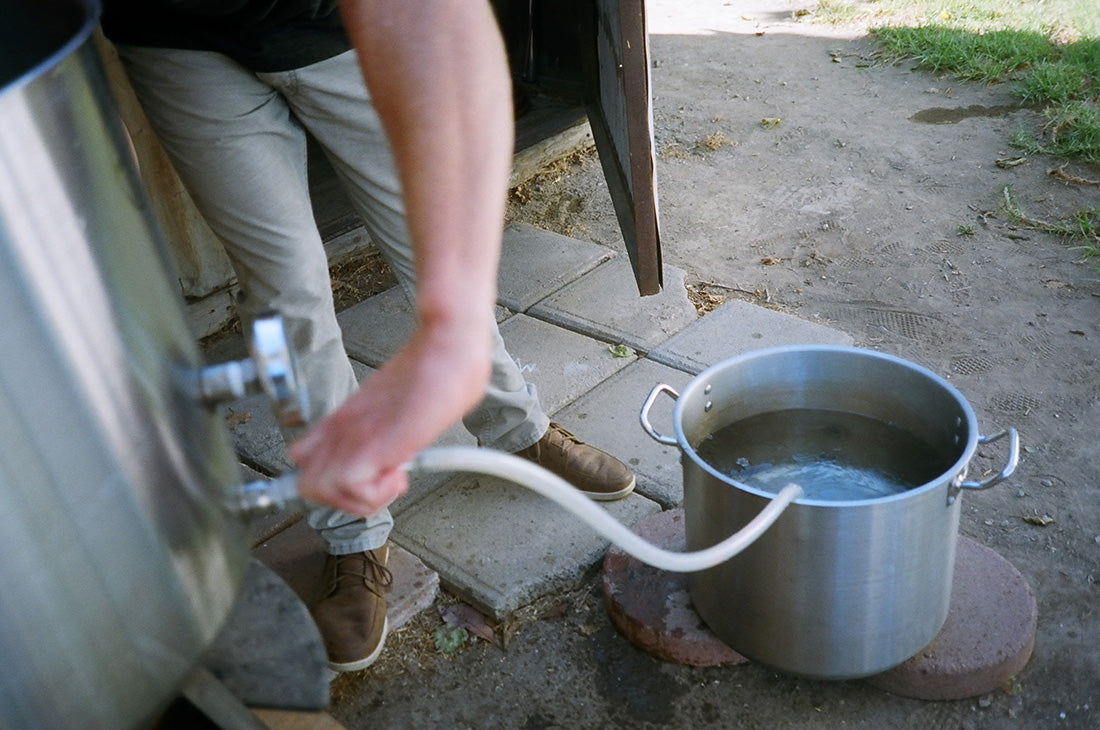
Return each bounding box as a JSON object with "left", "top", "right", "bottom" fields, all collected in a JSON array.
[
  {"left": 338, "top": 0, "right": 513, "bottom": 335},
  {"left": 287, "top": 1, "right": 515, "bottom": 516}
]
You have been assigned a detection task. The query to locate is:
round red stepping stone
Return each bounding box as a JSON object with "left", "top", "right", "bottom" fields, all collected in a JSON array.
[
  {"left": 865, "top": 534, "right": 1037, "bottom": 700},
  {"left": 601, "top": 509, "right": 747, "bottom": 667},
  {"left": 603, "top": 511, "right": 1036, "bottom": 697}
]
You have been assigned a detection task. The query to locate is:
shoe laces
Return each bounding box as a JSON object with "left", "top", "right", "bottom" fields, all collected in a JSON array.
[
  {"left": 326, "top": 550, "right": 393, "bottom": 599},
  {"left": 544, "top": 422, "right": 581, "bottom": 454}
]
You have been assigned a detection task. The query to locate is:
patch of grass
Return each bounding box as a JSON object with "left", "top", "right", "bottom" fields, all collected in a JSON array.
[
  {"left": 869, "top": 27, "right": 1099, "bottom": 161},
  {"left": 1002, "top": 185, "right": 1100, "bottom": 264},
  {"left": 815, "top": 0, "right": 1099, "bottom": 267},
  {"left": 817, "top": 1, "right": 1100, "bottom": 163},
  {"left": 816, "top": 0, "right": 1099, "bottom": 40},
  {"left": 872, "top": 26, "right": 1056, "bottom": 82},
  {"left": 1020, "top": 58, "right": 1092, "bottom": 105},
  {"left": 1011, "top": 101, "right": 1100, "bottom": 162}
]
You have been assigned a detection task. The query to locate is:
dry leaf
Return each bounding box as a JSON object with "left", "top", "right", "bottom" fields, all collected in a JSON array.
[
  {"left": 440, "top": 603, "right": 499, "bottom": 647},
  {"left": 761, "top": 256, "right": 783, "bottom": 265},
  {"left": 226, "top": 411, "right": 252, "bottom": 429},
  {"left": 1023, "top": 514, "right": 1055, "bottom": 526},
  {"left": 541, "top": 601, "right": 570, "bottom": 621}
]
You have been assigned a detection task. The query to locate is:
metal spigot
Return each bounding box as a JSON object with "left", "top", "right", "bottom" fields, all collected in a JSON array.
[
  {"left": 232, "top": 472, "right": 304, "bottom": 518},
  {"left": 198, "top": 312, "right": 309, "bottom": 429},
  {"left": 197, "top": 312, "right": 310, "bottom": 519}
]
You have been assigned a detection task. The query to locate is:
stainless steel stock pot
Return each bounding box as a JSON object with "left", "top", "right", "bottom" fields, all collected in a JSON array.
[{"left": 641, "top": 345, "right": 1018, "bottom": 679}]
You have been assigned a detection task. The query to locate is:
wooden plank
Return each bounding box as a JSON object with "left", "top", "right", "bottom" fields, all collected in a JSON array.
[
  {"left": 584, "top": 0, "right": 662, "bottom": 295},
  {"left": 96, "top": 33, "right": 236, "bottom": 299},
  {"left": 252, "top": 709, "right": 346, "bottom": 730}
]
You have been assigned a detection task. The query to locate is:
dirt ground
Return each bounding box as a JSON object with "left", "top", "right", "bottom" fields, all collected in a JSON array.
[{"left": 328, "top": 2, "right": 1099, "bottom": 727}]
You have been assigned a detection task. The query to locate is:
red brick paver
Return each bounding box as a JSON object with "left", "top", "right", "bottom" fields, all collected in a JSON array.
[
  {"left": 866, "top": 534, "right": 1037, "bottom": 700},
  {"left": 602, "top": 509, "right": 747, "bottom": 667},
  {"left": 604, "top": 510, "right": 1036, "bottom": 700}
]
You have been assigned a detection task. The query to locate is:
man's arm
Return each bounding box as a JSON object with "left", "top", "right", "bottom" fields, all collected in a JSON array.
[{"left": 289, "top": 0, "right": 514, "bottom": 516}]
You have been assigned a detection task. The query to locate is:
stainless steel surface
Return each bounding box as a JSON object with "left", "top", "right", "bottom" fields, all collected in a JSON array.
[
  {"left": 655, "top": 345, "right": 1015, "bottom": 679},
  {"left": 0, "top": 1, "right": 251, "bottom": 726},
  {"left": 249, "top": 312, "right": 309, "bottom": 429},
  {"left": 233, "top": 473, "right": 307, "bottom": 519}
]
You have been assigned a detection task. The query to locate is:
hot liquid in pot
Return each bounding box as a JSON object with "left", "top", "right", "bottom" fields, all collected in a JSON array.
[{"left": 694, "top": 409, "right": 955, "bottom": 501}]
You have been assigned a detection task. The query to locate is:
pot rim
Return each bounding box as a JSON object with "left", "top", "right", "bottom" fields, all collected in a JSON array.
[
  {"left": 0, "top": 0, "right": 100, "bottom": 100},
  {"left": 674, "top": 345, "right": 980, "bottom": 507}
]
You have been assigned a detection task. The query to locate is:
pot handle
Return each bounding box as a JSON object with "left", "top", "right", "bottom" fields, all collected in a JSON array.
[
  {"left": 949, "top": 428, "right": 1019, "bottom": 504},
  {"left": 639, "top": 383, "right": 680, "bottom": 446}
]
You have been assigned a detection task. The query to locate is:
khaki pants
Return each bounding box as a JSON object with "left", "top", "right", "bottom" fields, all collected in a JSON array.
[{"left": 117, "top": 46, "right": 549, "bottom": 554}]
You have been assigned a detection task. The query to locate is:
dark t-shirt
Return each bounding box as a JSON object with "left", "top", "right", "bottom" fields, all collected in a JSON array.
[{"left": 100, "top": 0, "right": 352, "bottom": 72}]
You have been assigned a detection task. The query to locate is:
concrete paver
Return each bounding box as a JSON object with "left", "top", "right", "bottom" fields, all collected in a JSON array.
[
  {"left": 337, "top": 285, "right": 513, "bottom": 368},
  {"left": 649, "top": 298, "right": 855, "bottom": 374},
  {"left": 550, "top": 359, "right": 694, "bottom": 508},
  {"left": 865, "top": 535, "right": 1038, "bottom": 700},
  {"left": 336, "top": 287, "right": 415, "bottom": 369},
  {"left": 336, "top": 223, "right": 613, "bottom": 370},
  {"left": 496, "top": 222, "right": 613, "bottom": 312},
  {"left": 529, "top": 257, "right": 699, "bottom": 353},
  {"left": 225, "top": 392, "right": 294, "bottom": 475},
  {"left": 391, "top": 472, "right": 661, "bottom": 617},
  {"left": 496, "top": 313, "right": 635, "bottom": 415}
]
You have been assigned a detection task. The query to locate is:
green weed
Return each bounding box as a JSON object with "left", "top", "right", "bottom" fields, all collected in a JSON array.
[{"left": 1002, "top": 185, "right": 1100, "bottom": 264}]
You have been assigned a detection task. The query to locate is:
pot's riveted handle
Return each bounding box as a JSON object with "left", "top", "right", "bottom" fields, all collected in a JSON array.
[
  {"left": 640, "top": 383, "right": 680, "bottom": 446},
  {"left": 949, "top": 428, "right": 1020, "bottom": 504}
]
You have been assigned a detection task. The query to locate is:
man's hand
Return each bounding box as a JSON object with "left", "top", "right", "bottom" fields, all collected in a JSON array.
[
  {"left": 290, "top": 311, "right": 493, "bottom": 516},
  {"left": 290, "top": 0, "right": 513, "bottom": 515}
]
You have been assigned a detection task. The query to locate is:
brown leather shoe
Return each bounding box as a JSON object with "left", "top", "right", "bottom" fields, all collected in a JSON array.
[
  {"left": 515, "top": 422, "right": 635, "bottom": 501},
  {"left": 311, "top": 545, "right": 392, "bottom": 672}
]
